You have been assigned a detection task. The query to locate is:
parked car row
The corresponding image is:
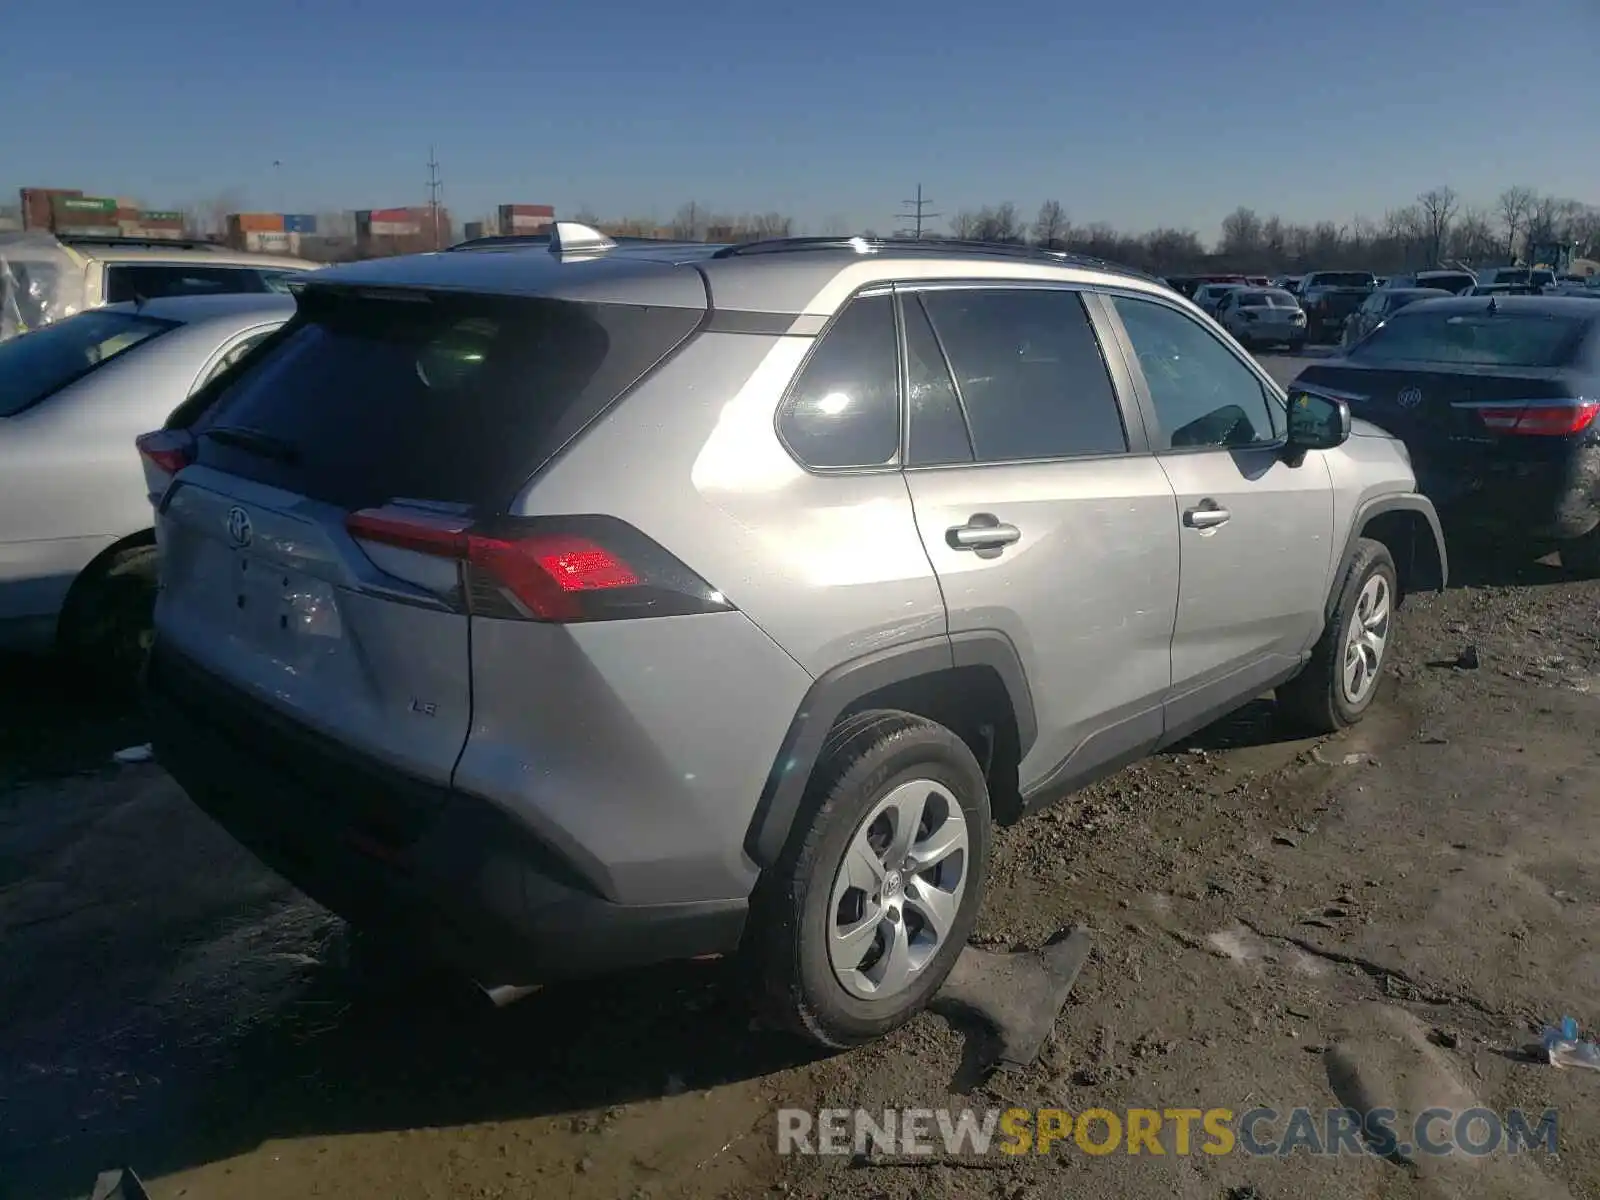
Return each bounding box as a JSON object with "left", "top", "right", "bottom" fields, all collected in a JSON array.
[{"left": 2, "top": 227, "right": 1594, "bottom": 1055}]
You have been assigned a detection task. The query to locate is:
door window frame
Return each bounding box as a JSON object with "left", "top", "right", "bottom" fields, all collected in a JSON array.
[
  {"left": 892, "top": 279, "right": 1154, "bottom": 472},
  {"left": 1091, "top": 285, "right": 1289, "bottom": 455}
]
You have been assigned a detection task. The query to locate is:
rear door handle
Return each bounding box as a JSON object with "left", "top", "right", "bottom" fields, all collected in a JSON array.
[
  {"left": 947, "top": 515, "right": 1021, "bottom": 551},
  {"left": 1183, "top": 503, "right": 1231, "bottom": 530}
]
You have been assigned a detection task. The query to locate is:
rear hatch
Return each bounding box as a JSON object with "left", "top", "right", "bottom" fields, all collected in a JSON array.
[
  {"left": 146, "top": 282, "right": 705, "bottom": 783},
  {"left": 1291, "top": 309, "right": 1596, "bottom": 505}
]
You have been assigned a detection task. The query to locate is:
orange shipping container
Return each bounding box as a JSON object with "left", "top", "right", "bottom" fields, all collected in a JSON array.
[{"left": 229, "top": 212, "right": 284, "bottom": 233}]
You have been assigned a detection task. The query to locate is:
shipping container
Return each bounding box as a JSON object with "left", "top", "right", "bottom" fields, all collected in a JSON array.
[
  {"left": 498, "top": 203, "right": 556, "bottom": 220},
  {"left": 282, "top": 213, "right": 318, "bottom": 234},
  {"left": 368, "top": 221, "right": 422, "bottom": 237},
  {"left": 228, "top": 212, "right": 285, "bottom": 234},
  {"left": 58, "top": 226, "right": 123, "bottom": 239},
  {"left": 367, "top": 207, "right": 413, "bottom": 223},
  {"left": 20, "top": 188, "right": 82, "bottom": 231},
  {"left": 53, "top": 195, "right": 117, "bottom": 216},
  {"left": 463, "top": 221, "right": 487, "bottom": 241},
  {"left": 242, "top": 230, "right": 300, "bottom": 255},
  {"left": 139, "top": 210, "right": 185, "bottom": 225}
]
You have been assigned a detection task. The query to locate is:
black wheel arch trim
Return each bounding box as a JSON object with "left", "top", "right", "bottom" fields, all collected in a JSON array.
[
  {"left": 1332, "top": 493, "right": 1448, "bottom": 616},
  {"left": 744, "top": 631, "right": 1037, "bottom": 867}
]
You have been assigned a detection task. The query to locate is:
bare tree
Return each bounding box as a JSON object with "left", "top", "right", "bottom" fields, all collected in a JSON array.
[
  {"left": 571, "top": 205, "right": 602, "bottom": 226},
  {"left": 1218, "top": 207, "right": 1264, "bottom": 264},
  {"left": 1032, "top": 199, "right": 1069, "bottom": 249},
  {"left": 1416, "top": 187, "right": 1458, "bottom": 267},
  {"left": 1496, "top": 186, "right": 1535, "bottom": 260},
  {"left": 1525, "top": 194, "right": 1566, "bottom": 259},
  {"left": 818, "top": 213, "right": 851, "bottom": 236},
  {"left": 1450, "top": 207, "right": 1499, "bottom": 264},
  {"left": 948, "top": 210, "right": 983, "bottom": 240},
  {"left": 185, "top": 188, "right": 246, "bottom": 239},
  {"left": 670, "top": 201, "right": 704, "bottom": 241}
]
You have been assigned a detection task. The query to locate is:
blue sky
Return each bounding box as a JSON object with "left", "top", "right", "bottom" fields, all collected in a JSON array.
[{"left": 5, "top": 0, "right": 1595, "bottom": 240}]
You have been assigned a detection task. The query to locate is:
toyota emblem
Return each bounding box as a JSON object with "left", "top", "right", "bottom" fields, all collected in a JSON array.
[
  {"left": 226, "top": 505, "right": 253, "bottom": 547},
  {"left": 1397, "top": 387, "right": 1424, "bottom": 409}
]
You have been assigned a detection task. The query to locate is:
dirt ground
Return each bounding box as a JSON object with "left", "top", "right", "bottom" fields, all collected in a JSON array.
[{"left": 4, "top": 354, "right": 1599, "bottom": 1199}]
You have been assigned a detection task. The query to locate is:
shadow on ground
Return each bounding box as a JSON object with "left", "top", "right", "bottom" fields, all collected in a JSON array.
[{"left": 0, "top": 653, "right": 147, "bottom": 788}]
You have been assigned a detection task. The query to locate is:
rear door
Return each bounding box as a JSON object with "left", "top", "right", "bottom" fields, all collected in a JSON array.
[
  {"left": 899, "top": 284, "right": 1179, "bottom": 793},
  {"left": 153, "top": 286, "right": 703, "bottom": 784},
  {"left": 1102, "top": 291, "right": 1335, "bottom": 736}
]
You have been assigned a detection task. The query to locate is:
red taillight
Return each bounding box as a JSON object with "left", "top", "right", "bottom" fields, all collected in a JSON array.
[
  {"left": 136, "top": 429, "right": 195, "bottom": 475},
  {"left": 1475, "top": 401, "right": 1600, "bottom": 437},
  {"left": 345, "top": 506, "right": 729, "bottom": 623}
]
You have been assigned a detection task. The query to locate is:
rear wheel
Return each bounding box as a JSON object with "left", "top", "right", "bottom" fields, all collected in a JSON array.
[
  {"left": 1278, "top": 538, "right": 1397, "bottom": 734},
  {"left": 1288, "top": 337, "right": 1306, "bottom": 354},
  {"left": 57, "top": 543, "right": 159, "bottom": 692},
  {"left": 747, "top": 710, "right": 991, "bottom": 1048},
  {"left": 1561, "top": 527, "right": 1600, "bottom": 578}
]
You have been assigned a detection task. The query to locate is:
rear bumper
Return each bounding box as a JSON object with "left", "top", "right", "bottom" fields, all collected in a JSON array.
[
  {"left": 1424, "top": 444, "right": 1600, "bottom": 543},
  {"left": 144, "top": 644, "right": 748, "bottom": 987}
]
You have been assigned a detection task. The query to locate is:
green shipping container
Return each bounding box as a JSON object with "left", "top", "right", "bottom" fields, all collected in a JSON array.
[{"left": 53, "top": 195, "right": 117, "bottom": 213}]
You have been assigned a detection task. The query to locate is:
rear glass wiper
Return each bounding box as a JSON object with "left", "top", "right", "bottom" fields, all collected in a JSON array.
[{"left": 202, "top": 425, "right": 300, "bottom": 464}]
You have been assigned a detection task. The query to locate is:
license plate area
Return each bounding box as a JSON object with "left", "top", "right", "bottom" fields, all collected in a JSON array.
[{"left": 233, "top": 550, "right": 343, "bottom": 644}]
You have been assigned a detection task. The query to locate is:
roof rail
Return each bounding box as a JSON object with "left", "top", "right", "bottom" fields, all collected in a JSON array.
[
  {"left": 55, "top": 234, "right": 219, "bottom": 252},
  {"left": 448, "top": 231, "right": 710, "bottom": 253},
  {"left": 709, "top": 235, "right": 1157, "bottom": 281}
]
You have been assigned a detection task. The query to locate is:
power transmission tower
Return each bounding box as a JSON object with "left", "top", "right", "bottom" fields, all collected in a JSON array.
[
  {"left": 894, "top": 184, "right": 941, "bottom": 239},
  {"left": 425, "top": 146, "right": 444, "bottom": 249}
]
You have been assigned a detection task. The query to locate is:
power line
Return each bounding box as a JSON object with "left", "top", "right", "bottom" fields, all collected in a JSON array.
[
  {"left": 894, "top": 183, "right": 941, "bottom": 239},
  {"left": 425, "top": 146, "right": 444, "bottom": 250}
]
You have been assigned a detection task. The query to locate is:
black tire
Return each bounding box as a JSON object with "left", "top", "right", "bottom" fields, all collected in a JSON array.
[
  {"left": 746, "top": 709, "right": 991, "bottom": 1049},
  {"left": 1288, "top": 338, "right": 1306, "bottom": 354},
  {"left": 1561, "top": 528, "right": 1600, "bottom": 578},
  {"left": 57, "top": 542, "right": 159, "bottom": 691},
  {"left": 1277, "top": 538, "right": 1398, "bottom": 735}
]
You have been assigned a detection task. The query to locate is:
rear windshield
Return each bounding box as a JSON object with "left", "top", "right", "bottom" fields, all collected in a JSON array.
[
  {"left": 1348, "top": 309, "right": 1589, "bottom": 368},
  {"left": 105, "top": 264, "right": 301, "bottom": 303},
  {"left": 1309, "top": 273, "right": 1376, "bottom": 289},
  {"left": 1418, "top": 273, "right": 1475, "bottom": 292},
  {"left": 1238, "top": 289, "right": 1297, "bottom": 307},
  {"left": 0, "top": 309, "right": 175, "bottom": 417},
  {"left": 191, "top": 289, "right": 701, "bottom": 511}
]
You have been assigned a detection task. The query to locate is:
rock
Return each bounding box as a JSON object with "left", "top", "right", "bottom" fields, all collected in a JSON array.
[
  {"left": 1273, "top": 833, "right": 1299, "bottom": 848},
  {"left": 576, "top": 1156, "right": 595, "bottom": 1174},
  {"left": 1456, "top": 645, "right": 1481, "bottom": 669}
]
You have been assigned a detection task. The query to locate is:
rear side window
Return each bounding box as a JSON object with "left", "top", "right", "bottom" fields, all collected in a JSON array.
[
  {"left": 920, "top": 288, "right": 1128, "bottom": 462},
  {"left": 105, "top": 264, "right": 278, "bottom": 303},
  {"left": 1349, "top": 310, "right": 1589, "bottom": 368},
  {"left": 777, "top": 294, "right": 899, "bottom": 469},
  {"left": 904, "top": 295, "right": 972, "bottom": 466},
  {"left": 0, "top": 309, "right": 175, "bottom": 417},
  {"left": 194, "top": 290, "right": 702, "bottom": 510}
]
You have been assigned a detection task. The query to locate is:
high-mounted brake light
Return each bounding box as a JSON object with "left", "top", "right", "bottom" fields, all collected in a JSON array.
[
  {"left": 136, "top": 429, "right": 196, "bottom": 474},
  {"left": 1470, "top": 400, "right": 1599, "bottom": 437},
  {"left": 345, "top": 506, "right": 731, "bottom": 623}
]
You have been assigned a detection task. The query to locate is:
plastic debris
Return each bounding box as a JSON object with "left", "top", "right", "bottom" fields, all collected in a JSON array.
[
  {"left": 1542, "top": 1016, "right": 1600, "bottom": 1070},
  {"left": 113, "top": 744, "right": 155, "bottom": 765}
]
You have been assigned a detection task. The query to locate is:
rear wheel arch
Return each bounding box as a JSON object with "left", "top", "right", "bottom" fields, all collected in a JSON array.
[
  {"left": 745, "top": 634, "right": 1035, "bottom": 867},
  {"left": 55, "top": 528, "right": 157, "bottom": 639},
  {"left": 1331, "top": 496, "right": 1447, "bottom": 614}
]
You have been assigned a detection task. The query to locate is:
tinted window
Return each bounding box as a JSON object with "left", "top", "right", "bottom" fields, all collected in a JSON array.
[
  {"left": 921, "top": 288, "right": 1127, "bottom": 462},
  {"left": 0, "top": 309, "right": 175, "bottom": 417},
  {"left": 1111, "top": 295, "right": 1279, "bottom": 451},
  {"left": 195, "top": 327, "right": 280, "bottom": 391},
  {"left": 194, "top": 291, "right": 702, "bottom": 510},
  {"left": 1348, "top": 309, "right": 1589, "bottom": 368},
  {"left": 778, "top": 293, "right": 899, "bottom": 469},
  {"left": 904, "top": 296, "right": 972, "bottom": 466},
  {"left": 106, "top": 264, "right": 278, "bottom": 303}
]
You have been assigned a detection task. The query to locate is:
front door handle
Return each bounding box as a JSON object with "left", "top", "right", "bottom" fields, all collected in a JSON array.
[
  {"left": 947, "top": 514, "right": 1021, "bottom": 551},
  {"left": 1183, "top": 503, "right": 1231, "bottom": 530}
]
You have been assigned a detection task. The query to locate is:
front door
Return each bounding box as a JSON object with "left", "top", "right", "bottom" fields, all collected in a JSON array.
[
  {"left": 897, "top": 284, "right": 1180, "bottom": 795},
  {"left": 1101, "top": 292, "right": 1336, "bottom": 740}
]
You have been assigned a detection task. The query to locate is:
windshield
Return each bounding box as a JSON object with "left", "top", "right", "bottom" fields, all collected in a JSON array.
[
  {"left": 1309, "top": 273, "right": 1376, "bottom": 289},
  {"left": 0, "top": 309, "right": 176, "bottom": 417},
  {"left": 1348, "top": 309, "right": 1588, "bottom": 368}
]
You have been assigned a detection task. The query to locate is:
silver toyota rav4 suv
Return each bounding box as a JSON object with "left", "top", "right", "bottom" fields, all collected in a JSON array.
[{"left": 139, "top": 225, "right": 1446, "bottom": 1048}]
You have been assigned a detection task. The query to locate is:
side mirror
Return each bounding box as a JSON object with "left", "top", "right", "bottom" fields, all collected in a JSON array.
[{"left": 1285, "top": 389, "right": 1351, "bottom": 453}]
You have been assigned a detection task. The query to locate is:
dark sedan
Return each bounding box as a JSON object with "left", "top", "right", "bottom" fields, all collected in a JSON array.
[
  {"left": 1291, "top": 295, "right": 1600, "bottom": 574},
  {"left": 1341, "top": 287, "right": 1452, "bottom": 349}
]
